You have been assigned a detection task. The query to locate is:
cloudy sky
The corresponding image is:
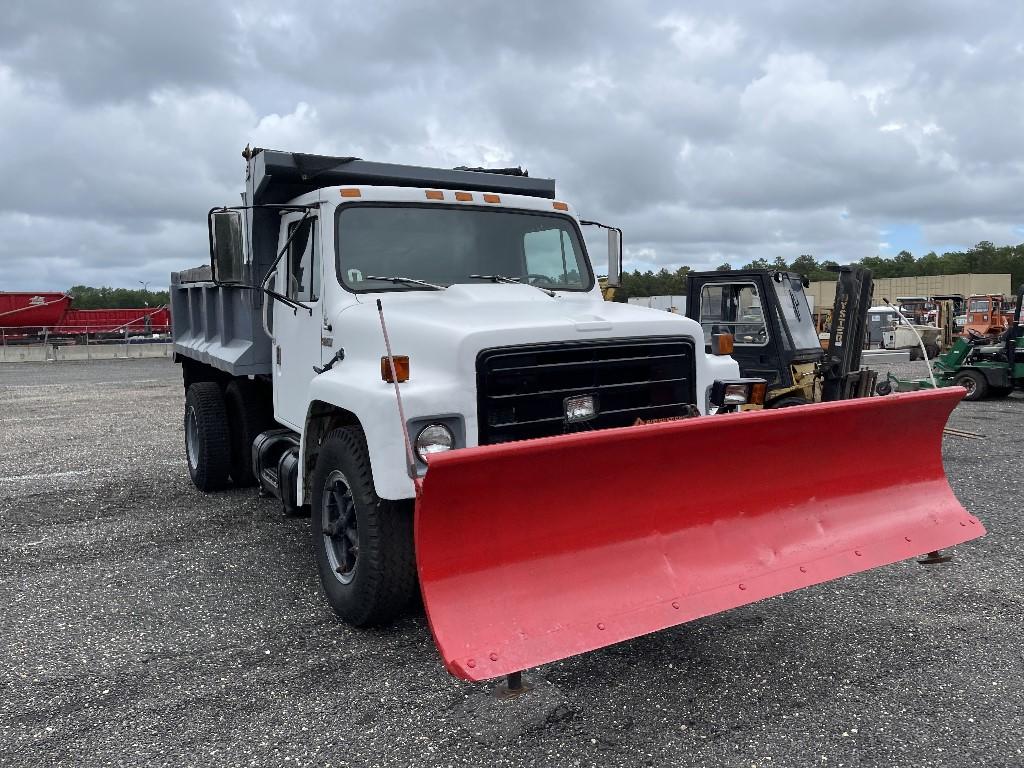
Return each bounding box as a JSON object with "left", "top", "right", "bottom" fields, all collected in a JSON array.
[{"left": 1, "top": 1, "right": 1022, "bottom": 291}]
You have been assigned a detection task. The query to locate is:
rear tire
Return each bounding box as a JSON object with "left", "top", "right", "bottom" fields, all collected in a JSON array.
[
  {"left": 184, "top": 382, "right": 232, "bottom": 492},
  {"left": 224, "top": 380, "right": 274, "bottom": 487},
  {"left": 311, "top": 427, "right": 417, "bottom": 626},
  {"left": 953, "top": 370, "right": 988, "bottom": 402}
]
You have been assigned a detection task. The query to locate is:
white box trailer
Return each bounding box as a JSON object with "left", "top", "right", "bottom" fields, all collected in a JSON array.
[{"left": 627, "top": 295, "right": 686, "bottom": 313}]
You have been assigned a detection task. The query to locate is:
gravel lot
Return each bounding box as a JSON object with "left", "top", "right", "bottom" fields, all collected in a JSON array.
[{"left": 1, "top": 358, "right": 1021, "bottom": 768}]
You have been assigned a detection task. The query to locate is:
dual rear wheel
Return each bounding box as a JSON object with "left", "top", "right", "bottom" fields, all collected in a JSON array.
[{"left": 184, "top": 380, "right": 271, "bottom": 490}]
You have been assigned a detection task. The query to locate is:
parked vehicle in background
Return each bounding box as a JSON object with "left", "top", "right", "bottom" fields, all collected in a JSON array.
[
  {"left": 685, "top": 267, "right": 877, "bottom": 406},
  {"left": 0, "top": 292, "right": 168, "bottom": 342},
  {"left": 963, "top": 293, "right": 1010, "bottom": 337},
  {"left": 0, "top": 292, "right": 72, "bottom": 337},
  {"left": 866, "top": 305, "right": 900, "bottom": 348},
  {"left": 880, "top": 284, "right": 1024, "bottom": 401}
]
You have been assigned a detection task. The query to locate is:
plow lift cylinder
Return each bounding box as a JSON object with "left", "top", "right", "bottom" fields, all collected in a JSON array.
[{"left": 415, "top": 388, "right": 984, "bottom": 681}]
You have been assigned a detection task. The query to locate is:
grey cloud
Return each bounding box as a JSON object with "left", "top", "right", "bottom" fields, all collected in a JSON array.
[
  {"left": 0, "top": 1, "right": 241, "bottom": 104},
  {"left": 0, "top": 0, "right": 1021, "bottom": 291}
]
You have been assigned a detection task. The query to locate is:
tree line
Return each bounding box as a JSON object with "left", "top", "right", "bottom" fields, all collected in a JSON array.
[
  {"left": 618, "top": 241, "right": 1024, "bottom": 299},
  {"left": 61, "top": 239, "right": 1024, "bottom": 305},
  {"left": 67, "top": 285, "right": 170, "bottom": 309}
]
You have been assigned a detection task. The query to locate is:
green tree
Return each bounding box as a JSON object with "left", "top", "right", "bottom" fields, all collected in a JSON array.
[{"left": 67, "top": 285, "right": 170, "bottom": 309}]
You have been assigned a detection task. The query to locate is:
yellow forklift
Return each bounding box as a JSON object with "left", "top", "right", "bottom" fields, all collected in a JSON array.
[{"left": 686, "top": 267, "right": 875, "bottom": 407}]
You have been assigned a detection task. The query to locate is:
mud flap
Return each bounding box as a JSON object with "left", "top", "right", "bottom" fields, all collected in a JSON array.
[{"left": 415, "top": 388, "right": 984, "bottom": 681}]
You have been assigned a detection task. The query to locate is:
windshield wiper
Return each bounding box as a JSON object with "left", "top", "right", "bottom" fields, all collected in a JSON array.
[
  {"left": 364, "top": 275, "right": 446, "bottom": 290},
  {"left": 468, "top": 274, "right": 556, "bottom": 298}
]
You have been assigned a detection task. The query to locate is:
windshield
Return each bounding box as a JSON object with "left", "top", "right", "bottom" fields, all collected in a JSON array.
[
  {"left": 773, "top": 274, "right": 820, "bottom": 349},
  {"left": 335, "top": 204, "right": 592, "bottom": 292}
]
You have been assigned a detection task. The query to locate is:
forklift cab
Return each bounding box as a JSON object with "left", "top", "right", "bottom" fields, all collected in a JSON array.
[{"left": 686, "top": 270, "right": 824, "bottom": 392}]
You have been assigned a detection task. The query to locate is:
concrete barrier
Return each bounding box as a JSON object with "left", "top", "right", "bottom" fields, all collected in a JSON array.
[
  {"left": 0, "top": 343, "right": 174, "bottom": 363},
  {"left": 861, "top": 349, "right": 912, "bottom": 363}
]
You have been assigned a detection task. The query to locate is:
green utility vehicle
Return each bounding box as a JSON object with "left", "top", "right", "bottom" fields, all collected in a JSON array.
[{"left": 878, "top": 284, "right": 1023, "bottom": 401}]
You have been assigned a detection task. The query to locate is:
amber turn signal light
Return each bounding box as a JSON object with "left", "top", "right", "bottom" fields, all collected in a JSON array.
[
  {"left": 381, "top": 355, "right": 410, "bottom": 383},
  {"left": 711, "top": 333, "right": 734, "bottom": 355}
]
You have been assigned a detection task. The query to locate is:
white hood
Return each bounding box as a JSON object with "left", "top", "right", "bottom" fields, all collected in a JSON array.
[{"left": 331, "top": 283, "right": 704, "bottom": 377}]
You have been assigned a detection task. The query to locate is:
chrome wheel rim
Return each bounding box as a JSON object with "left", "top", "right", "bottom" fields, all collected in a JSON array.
[{"left": 322, "top": 470, "right": 358, "bottom": 584}]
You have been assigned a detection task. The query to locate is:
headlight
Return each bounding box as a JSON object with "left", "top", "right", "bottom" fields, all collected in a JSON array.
[
  {"left": 722, "top": 383, "right": 751, "bottom": 405},
  {"left": 415, "top": 423, "right": 454, "bottom": 463},
  {"left": 563, "top": 394, "right": 597, "bottom": 423},
  {"left": 709, "top": 378, "right": 768, "bottom": 409}
]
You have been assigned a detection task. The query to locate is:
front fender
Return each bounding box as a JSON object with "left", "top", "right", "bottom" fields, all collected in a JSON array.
[{"left": 302, "top": 361, "right": 471, "bottom": 502}]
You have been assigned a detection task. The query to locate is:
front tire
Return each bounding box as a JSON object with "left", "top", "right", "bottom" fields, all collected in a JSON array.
[
  {"left": 311, "top": 427, "right": 417, "bottom": 626},
  {"left": 954, "top": 370, "right": 988, "bottom": 401},
  {"left": 184, "top": 382, "right": 232, "bottom": 492}
]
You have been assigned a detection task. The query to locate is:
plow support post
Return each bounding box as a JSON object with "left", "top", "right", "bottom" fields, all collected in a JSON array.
[{"left": 415, "top": 389, "right": 984, "bottom": 681}]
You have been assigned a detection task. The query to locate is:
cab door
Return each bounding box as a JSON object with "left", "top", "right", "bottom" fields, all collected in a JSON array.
[
  {"left": 688, "top": 276, "right": 787, "bottom": 388},
  {"left": 272, "top": 212, "right": 324, "bottom": 430}
]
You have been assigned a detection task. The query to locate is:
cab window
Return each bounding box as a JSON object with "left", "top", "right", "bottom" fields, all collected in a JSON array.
[
  {"left": 523, "top": 228, "right": 584, "bottom": 288},
  {"left": 287, "top": 219, "right": 319, "bottom": 302},
  {"left": 699, "top": 283, "right": 768, "bottom": 346}
]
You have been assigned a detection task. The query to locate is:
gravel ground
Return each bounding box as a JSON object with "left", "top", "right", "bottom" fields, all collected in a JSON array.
[{"left": 0, "top": 358, "right": 1021, "bottom": 768}]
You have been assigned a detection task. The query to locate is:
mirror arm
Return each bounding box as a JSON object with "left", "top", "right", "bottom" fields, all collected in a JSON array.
[
  {"left": 237, "top": 284, "right": 311, "bottom": 316},
  {"left": 580, "top": 220, "right": 623, "bottom": 287}
]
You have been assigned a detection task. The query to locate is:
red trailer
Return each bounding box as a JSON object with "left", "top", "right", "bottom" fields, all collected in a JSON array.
[
  {"left": 0, "top": 292, "right": 73, "bottom": 330},
  {"left": 53, "top": 307, "right": 171, "bottom": 337}
]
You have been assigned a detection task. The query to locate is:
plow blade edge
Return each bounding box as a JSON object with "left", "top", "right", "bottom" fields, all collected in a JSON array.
[{"left": 415, "top": 388, "right": 984, "bottom": 681}]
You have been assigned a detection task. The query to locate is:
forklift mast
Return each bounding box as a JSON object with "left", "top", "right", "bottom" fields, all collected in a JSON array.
[{"left": 821, "top": 266, "right": 874, "bottom": 401}]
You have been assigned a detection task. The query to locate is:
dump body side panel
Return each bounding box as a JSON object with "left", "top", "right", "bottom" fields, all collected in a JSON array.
[{"left": 170, "top": 269, "right": 272, "bottom": 376}]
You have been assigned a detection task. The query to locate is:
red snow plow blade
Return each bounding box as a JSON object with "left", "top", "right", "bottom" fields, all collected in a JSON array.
[{"left": 415, "top": 388, "right": 984, "bottom": 681}]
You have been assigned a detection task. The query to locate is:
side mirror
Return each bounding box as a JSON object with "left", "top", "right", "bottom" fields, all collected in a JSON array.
[
  {"left": 606, "top": 227, "right": 622, "bottom": 287},
  {"left": 580, "top": 220, "right": 623, "bottom": 287},
  {"left": 208, "top": 209, "right": 245, "bottom": 284}
]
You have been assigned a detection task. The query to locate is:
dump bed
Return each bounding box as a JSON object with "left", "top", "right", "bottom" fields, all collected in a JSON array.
[
  {"left": 171, "top": 265, "right": 271, "bottom": 376},
  {"left": 55, "top": 307, "right": 170, "bottom": 335},
  {"left": 0, "top": 292, "right": 72, "bottom": 329}
]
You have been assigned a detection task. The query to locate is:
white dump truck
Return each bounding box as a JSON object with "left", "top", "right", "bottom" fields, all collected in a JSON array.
[{"left": 172, "top": 148, "right": 981, "bottom": 684}]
